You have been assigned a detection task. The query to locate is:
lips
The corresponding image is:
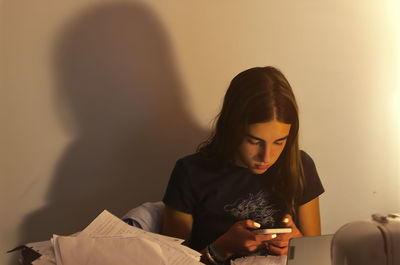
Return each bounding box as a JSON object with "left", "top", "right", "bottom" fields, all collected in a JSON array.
[{"left": 255, "top": 164, "right": 269, "bottom": 170}]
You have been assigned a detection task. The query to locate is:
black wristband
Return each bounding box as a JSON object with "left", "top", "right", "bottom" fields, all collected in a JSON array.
[
  {"left": 208, "top": 243, "right": 225, "bottom": 264},
  {"left": 210, "top": 242, "right": 226, "bottom": 262},
  {"left": 205, "top": 245, "right": 220, "bottom": 265}
]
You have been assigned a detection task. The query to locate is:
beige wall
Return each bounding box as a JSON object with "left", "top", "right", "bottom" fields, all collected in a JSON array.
[{"left": 1, "top": 1, "right": 399, "bottom": 264}]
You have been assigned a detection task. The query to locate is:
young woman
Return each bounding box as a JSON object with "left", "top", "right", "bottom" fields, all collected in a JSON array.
[{"left": 162, "top": 66, "right": 324, "bottom": 264}]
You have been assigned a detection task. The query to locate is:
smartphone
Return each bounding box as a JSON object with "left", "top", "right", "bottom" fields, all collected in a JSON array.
[{"left": 252, "top": 228, "right": 292, "bottom": 234}]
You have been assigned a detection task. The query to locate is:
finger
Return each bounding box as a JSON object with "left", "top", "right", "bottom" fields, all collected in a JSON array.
[
  {"left": 239, "top": 241, "right": 265, "bottom": 255},
  {"left": 272, "top": 233, "right": 290, "bottom": 242},
  {"left": 244, "top": 240, "right": 266, "bottom": 248},
  {"left": 255, "top": 233, "right": 277, "bottom": 242},
  {"left": 280, "top": 215, "right": 303, "bottom": 237},
  {"left": 267, "top": 244, "right": 288, "bottom": 256},
  {"left": 267, "top": 239, "right": 288, "bottom": 248},
  {"left": 244, "top": 219, "right": 262, "bottom": 229},
  {"left": 240, "top": 221, "right": 260, "bottom": 241},
  {"left": 282, "top": 214, "right": 293, "bottom": 227},
  {"left": 246, "top": 244, "right": 261, "bottom": 254}
]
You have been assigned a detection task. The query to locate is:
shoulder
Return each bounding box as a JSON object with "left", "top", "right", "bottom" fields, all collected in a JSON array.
[
  {"left": 297, "top": 150, "right": 325, "bottom": 205},
  {"left": 175, "top": 152, "right": 207, "bottom": 170},
  {"left": 172, "top": 152, "right": 217, "bottom": 181},
  {"left": 163, "top": 154, "right": 205, "bottom": 214},
  {"left": 174, "top": 152, "right": 237, "bottom": 186},
  {"left": 300, "top": 150, "right": 315, "bottom": 166},
  {"left": 300, "top": 150, "right": 319, "bottom": 175},
  {"left": 176, "top": 152, "right": 226, "bottom": 172}
]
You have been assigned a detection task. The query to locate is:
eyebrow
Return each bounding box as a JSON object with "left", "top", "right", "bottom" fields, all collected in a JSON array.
[{"left": 246, "top": 133, "right": 289, "bottom": 142}]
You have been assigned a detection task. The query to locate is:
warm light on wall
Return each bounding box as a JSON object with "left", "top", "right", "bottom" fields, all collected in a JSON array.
[
  {"left": 387, "top": 0, "right": 400, "bottom": 163},
  {"left": 394, "top": 0, "right": 400, "bottom": 176}
]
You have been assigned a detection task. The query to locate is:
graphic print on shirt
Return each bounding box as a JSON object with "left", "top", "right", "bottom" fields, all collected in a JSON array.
[{"left": 223, "top": 190, "right": 280, "bottom": 227}]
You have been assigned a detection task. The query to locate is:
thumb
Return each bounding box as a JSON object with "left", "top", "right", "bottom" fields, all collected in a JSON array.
[
  {"left": 243, "top": 219, "right": 262, "bottom": 229},
  {"left": 282, "top": 214, "right": 294, "bottom": 227}
]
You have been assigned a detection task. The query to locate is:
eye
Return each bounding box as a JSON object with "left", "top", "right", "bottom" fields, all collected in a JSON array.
[
  {"left": 248, "top": 140, "right": 259, "bottom": 145},
  {"left": 274, "top": 140, "right": 285, "bottom": 146},
  {"left": 247, "top": 138, "right": 262, "bottom": 146}
]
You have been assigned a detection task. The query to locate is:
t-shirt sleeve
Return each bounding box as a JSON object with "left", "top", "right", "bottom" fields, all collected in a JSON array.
[
  {"left": 297, "top": 151, "right": 325, "bottom": 206},
  {"left": 162, "top": 159, "right": 196, "bottom": 214}
]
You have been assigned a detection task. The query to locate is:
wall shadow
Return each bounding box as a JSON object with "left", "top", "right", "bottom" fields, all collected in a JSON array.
[{"left": 17, "top": 0, "right": 206, "bottom": 254}]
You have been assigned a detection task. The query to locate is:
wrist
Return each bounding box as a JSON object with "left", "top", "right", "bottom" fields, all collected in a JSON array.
[
  {"left": 213, "top": 237, "right": 233, "bottom": 260},
  {"left": 204, "top": 244, "right": 223, "bottom": 265}
]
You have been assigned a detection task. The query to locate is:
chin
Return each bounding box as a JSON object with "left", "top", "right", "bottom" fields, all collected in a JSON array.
[{"left": 251, "top": 168, "right": 268, "bottom": 174}]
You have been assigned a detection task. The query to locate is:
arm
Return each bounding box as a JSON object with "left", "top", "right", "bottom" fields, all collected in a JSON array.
[
  {"left": 162, "top": 205, "right": 275, "bottom": 264},
  {"left": 212, "top": 220, "right": 276, "bottom": 259},
  {"left": 298, "top": 196, "right": 321, "bottom": 236},
  {"left": 161, "top": 205, "right": 193, "bottom": 243},
  {"left": 267, "top": 196, "right": 322, "bottom": 255}
]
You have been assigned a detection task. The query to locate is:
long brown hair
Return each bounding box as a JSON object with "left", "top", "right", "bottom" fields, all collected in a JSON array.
[{"left": 198, "top": 66, "right": 304, "bottom": 216}]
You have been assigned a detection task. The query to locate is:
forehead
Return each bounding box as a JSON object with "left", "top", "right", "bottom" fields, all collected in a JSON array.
[{"left": 246, "top": 120, "right": 291, "bottom": 141}]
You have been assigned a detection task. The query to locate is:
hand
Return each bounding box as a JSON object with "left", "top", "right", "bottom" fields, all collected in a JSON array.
[
  {"left": 266, "top": 214, "right": 303, "bottom": 255},
  {"left": 213, "top": 219, "right": 277, "bottom": 259}
]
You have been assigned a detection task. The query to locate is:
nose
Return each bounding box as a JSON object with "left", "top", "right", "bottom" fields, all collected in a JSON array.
[{"left": 258, "top": 145, "right": 271, "bottom": 163}]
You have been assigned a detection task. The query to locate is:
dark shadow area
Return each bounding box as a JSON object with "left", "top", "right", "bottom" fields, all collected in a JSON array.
[{"left": 16, "top": 0, "right": 206, "bottom": 255}]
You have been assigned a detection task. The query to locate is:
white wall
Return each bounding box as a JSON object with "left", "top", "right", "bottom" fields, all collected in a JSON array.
[{"left": 1, "top": 1, "right": 399, "bottom": 264}]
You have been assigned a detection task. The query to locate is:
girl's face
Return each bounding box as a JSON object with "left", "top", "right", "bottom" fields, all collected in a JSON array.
[{"left": 235, "top": 120, "right": 291, "bottom": 174}]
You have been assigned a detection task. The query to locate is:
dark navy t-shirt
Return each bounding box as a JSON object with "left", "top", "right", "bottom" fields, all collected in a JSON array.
[{"left": 162, "top": 150, "right": 324, "bottom": 251}]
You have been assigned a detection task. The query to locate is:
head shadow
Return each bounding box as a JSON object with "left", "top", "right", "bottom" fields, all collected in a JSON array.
[{"left": 17, "top": 0, "right": 206, "bottom": 250}]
